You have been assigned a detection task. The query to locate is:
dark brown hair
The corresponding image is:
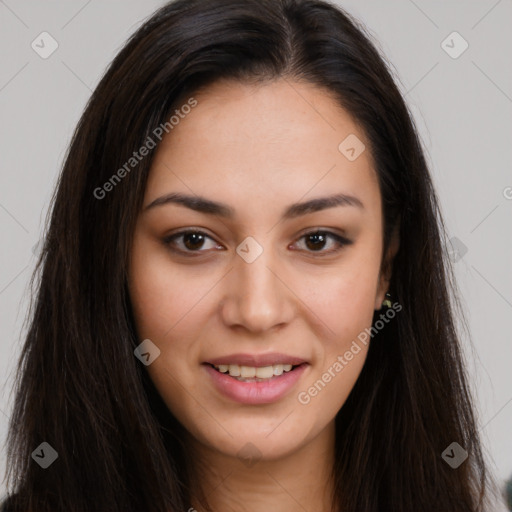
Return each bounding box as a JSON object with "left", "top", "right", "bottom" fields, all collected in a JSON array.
[{"left": 2, "top": 0, "right": 497, "bottom": 510}]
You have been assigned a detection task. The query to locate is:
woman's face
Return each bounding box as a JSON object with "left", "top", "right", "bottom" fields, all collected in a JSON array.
[{"left": 128, "top": 78, "right": 394, "bottom": 462}]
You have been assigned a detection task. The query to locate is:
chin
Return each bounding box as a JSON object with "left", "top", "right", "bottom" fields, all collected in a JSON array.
[{"left": 191, "top": 416, "right": 315, "bottom": 461}]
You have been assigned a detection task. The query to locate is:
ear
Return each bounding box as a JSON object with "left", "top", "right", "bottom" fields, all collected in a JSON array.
[{"left": 374, "top": 221, "right": 400, "bottom": 310}]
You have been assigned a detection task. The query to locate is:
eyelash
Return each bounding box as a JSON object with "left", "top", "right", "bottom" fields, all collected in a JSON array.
[{"left": 162, "top": 229, "right": 352, "bottom": 257}]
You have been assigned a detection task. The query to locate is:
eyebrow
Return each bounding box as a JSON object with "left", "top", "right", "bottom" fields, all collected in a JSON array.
[{"left": 144, "top": 191, "right": 364, "bottom": 219}]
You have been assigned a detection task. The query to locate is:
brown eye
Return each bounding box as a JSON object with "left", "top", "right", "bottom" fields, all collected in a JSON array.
[
  {"left": 295, "top": 230, "right": 352, "bottom": 256},
  {"left": 182, "top": 232, "right": 207, "bottom": 250},
  {"left": 163, "top": 230, "right": 220, "bottom": 254},
  {"left": 304, "top": 232, "right": 328, "bottom": 251}
]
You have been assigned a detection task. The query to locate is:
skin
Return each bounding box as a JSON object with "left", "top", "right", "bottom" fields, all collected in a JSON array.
[{"left": 128, "top": 78, "right": 399, "bottom": 512}]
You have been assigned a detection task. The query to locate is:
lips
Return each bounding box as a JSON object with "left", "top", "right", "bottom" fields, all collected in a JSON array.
[{"left": 202, "top": 352, "right": 309, "bottom": 404}]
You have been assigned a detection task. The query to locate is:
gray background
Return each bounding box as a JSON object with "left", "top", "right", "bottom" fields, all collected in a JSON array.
[{"left": 0, "top": 0, "right": 511, "bottom": 506}]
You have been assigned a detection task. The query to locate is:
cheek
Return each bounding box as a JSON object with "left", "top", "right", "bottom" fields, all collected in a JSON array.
[
  {"left": 293, "top": 249, "right": 380, "bottom": 414},
  {"left": 307, "top": 273, "right": 375, "bottom": 333},
  {"left": 128, "top": 234, "right": 215, "bottom": 407},
  {"left": 128, "top": 244, "right": 212, "bottom": 430},
  {"left": 128, "top": 233, "right": 212, "bottom": 341},
  {"left": 294, "top": 282, "right": 374, "bottom": 422},
  {"left": 301, "top": 250, "right": 381, "bottom": 349}
]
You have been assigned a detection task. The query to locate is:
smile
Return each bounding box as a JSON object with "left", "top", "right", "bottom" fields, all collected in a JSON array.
[
  {"left": 211, "top": 363, "right": 299, "bottom": 381},
  {"left": 203, "top": 362, "right": 309, "bottom": 404}
]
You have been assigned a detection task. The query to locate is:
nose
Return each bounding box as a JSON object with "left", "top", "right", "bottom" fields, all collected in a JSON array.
[{"left": 220, "top": 239, "right": 294, "bottom": 333}]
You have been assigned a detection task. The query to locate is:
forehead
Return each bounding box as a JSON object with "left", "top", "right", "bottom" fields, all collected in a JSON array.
[{"left": 145, "top": 78, "right": 381, "bottom": 221}]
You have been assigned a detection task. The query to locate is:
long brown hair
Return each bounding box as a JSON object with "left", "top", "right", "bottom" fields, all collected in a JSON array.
[{"left": 2, "top": 0, "right": 497, "bottom": 510}]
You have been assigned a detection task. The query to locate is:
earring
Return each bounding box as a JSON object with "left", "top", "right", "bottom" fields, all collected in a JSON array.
[{"left": 382, "top": 292, "right": 392, "bottom": 308}]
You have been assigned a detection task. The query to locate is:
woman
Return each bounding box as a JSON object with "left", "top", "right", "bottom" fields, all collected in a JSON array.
[{"left": 1, "top": 0, "right": 498, "bottom": 510}]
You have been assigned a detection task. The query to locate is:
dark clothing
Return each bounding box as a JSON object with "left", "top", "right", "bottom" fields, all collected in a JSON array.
[{"left": 0, "top": 494, "right": 16, "bottom": 511}]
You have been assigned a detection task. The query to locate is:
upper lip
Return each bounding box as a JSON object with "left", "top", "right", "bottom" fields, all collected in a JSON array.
[{"left": 204, "top": 352, "right": 308, "bottom": 367}]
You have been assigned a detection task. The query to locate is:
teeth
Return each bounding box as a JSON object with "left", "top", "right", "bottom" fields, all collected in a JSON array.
[
  {"left": 273, "top": 364, "right": 283, "bottom": 376},
  {"left": 253, "top": 366, "right": 273, "bottom": 379},
  {"left": 240, "top": 366, "right": 256, "bottom": 378},
  {"left": 228, "top": 364, "right": 240, "bottom": 377},
  {"left": 213, "top": 363, "right": 298, "bottom": 379}
]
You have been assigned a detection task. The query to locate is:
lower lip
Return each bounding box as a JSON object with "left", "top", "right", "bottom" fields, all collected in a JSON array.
[{"left": 203, "top": 363, "right": 308, "bottom": 405}]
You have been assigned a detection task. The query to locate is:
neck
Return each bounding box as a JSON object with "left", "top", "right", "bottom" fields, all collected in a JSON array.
[{"left": 185, "top": 420, "right": 338, "bottom": 512}]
